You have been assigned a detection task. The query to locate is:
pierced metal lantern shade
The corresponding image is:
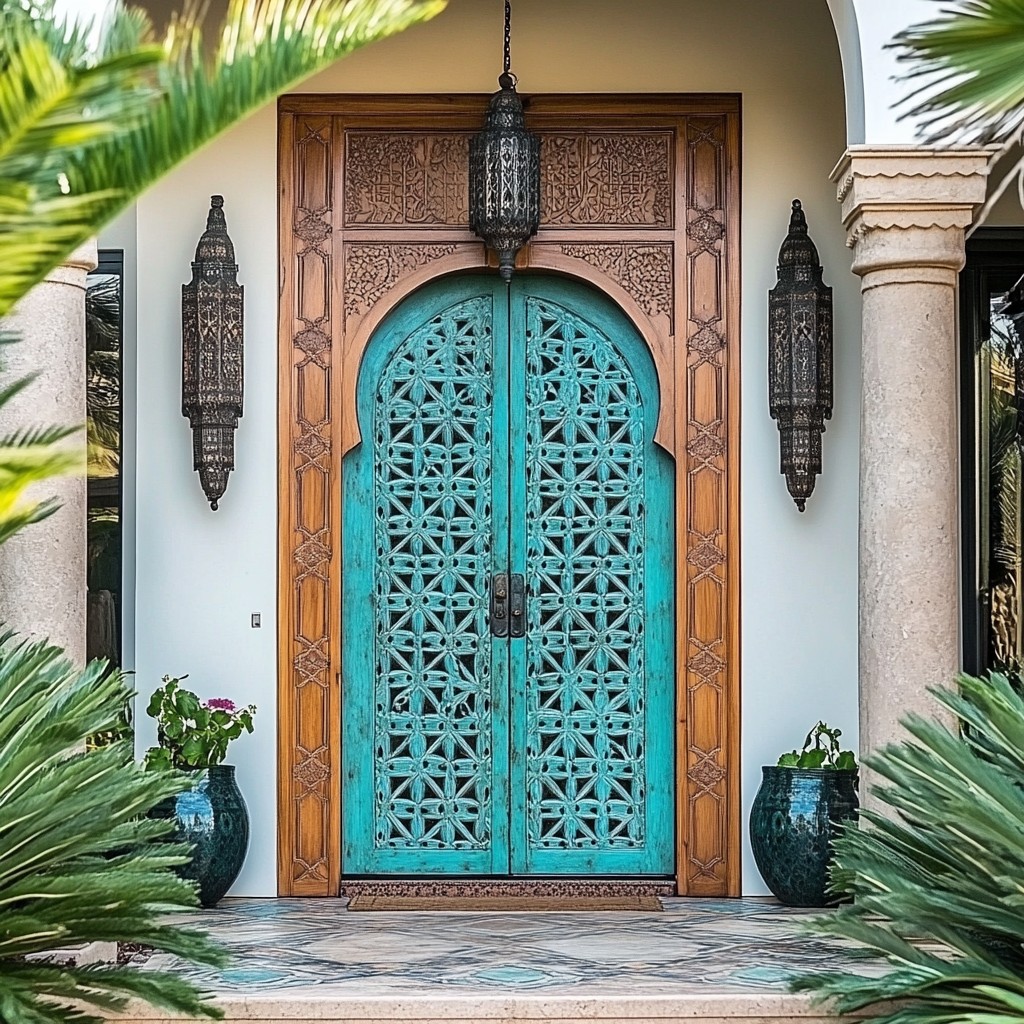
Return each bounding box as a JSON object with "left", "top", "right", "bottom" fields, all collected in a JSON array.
[
  {"left": 182, "top": 195, "right": 244, "bottom": 511},
  {"left": 768, "top": 200, "right": 833, "bottom": 511},
  {"left": 469, "top": 72, "right": 541, "bottom": 282}
]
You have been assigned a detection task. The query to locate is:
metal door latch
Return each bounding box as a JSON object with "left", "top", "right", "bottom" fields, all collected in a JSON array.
[
  {"left": 492, "top": 572, "right": 525, "bottom": 637},
  {"left": 491, "top": 572, "right": 509, "bottom": 637},
  {"left": 509, "top": 573, "right": 525, "bottom": 638}
]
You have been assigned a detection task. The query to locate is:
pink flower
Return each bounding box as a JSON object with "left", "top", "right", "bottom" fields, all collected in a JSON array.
[{"left": 204, "top": 697, "right": 236, "bottom": 711}]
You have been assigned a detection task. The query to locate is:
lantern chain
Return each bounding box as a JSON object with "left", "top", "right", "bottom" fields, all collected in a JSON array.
[{"left": 503, "top": 0, "right": 511, "bottom": 77}]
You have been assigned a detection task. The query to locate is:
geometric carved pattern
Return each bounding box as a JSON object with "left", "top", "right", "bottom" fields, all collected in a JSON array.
[
  {"left": 280, "top": 96, "right": 739, "bottom": 897},
  {"left": 281, "top": 115, "right": 335, "bottom": 892},
  {"left": 683, "top": 116, "right": 733, "bottom": 895},
  {"left": 559, "top": 243, "right": 673, "bottom": 327},
  {"left": 372, "top": 298, "right": 495, "bottom": 851},
  {"left": 343, "top": 131, "right": 672, "bottom": 229},
  {"left": 345, "top": 244, "right": 459, "bottom": 320},
  {"left": 345, "top": 133, "right": 470, "bottom": 225},
  {"left": 540, "top": 134, "right": 673, "bottom": 227},
  {"left": 524, "top": 298, "right": 647, "bottom": 851}
]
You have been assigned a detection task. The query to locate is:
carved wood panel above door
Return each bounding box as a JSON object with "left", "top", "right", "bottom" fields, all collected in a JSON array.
[{"left": 278, "top": 95, "right": 741, "bottom": 897}]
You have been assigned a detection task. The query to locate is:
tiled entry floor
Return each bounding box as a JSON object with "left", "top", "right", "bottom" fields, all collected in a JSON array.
[{"left": 122, "top": 898, "right": 875, "bottom": 1023}]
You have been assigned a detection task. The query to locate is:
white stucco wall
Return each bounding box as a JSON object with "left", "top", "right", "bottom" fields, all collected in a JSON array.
[{"left": 117, "top": 0, "right": 862, "bottom": 896}]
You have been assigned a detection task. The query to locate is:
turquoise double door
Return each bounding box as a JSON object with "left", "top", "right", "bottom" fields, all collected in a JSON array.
[{"left": 342, "top": 274, "right": 675, "bottom": 877}]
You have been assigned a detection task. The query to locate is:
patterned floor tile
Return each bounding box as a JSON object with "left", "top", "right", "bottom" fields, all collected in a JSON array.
[{"left": 140, "top": 896, "right": 875, "bottom": 1001}]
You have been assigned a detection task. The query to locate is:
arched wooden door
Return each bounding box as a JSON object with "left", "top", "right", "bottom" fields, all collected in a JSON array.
[{"left": 341, "top": 273, "right": 675, "bottom": 877}]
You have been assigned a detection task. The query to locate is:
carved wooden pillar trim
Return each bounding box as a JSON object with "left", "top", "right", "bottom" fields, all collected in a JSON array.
[{"left": 278, "top": 95, "right": 741, "bottom": 896}]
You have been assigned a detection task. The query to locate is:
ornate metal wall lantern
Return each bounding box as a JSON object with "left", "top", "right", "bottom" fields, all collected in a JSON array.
[
  {"left": 182, "top": 195, "right": 244, "bottom": 511},
  {"left": 469, "top": 0, "right": 540, "bottom": 282},
  {"left": 768, "top": 200, "right": 833, "bottom": 511}
]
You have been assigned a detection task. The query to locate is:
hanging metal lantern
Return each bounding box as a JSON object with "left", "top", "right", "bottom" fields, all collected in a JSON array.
[
  {"left": 768, "top": 200, "right": 833, "bottom": 511},
  {"left": 469, "top": 0, "right": 540, "bottom": 282},
  {"left": 182, "top": 195, "right": 244, "bottom": 511}
]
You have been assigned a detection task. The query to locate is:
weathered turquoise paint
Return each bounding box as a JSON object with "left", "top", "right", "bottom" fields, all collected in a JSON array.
[{"left": 342, "top": 274, "right": 674, "bottom": 877}]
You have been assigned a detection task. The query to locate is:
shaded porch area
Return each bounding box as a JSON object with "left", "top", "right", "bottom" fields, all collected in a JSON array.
[{"left": 121, "top": 898, "right": 872, "bottom": 1023}]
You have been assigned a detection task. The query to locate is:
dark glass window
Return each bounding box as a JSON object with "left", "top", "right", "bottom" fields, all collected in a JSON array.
[
  {"left": 86, "top": 250, "right": 123, "bottom": 667},
  {"left": 961, "top": 231, "right": 1024, "bottom": 678}
]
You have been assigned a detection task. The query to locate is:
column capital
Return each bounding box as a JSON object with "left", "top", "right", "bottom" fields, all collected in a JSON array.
[
  {"left": 831, "top": 146, "right": 995, "bottom": 280},
  {"left": 42, "top": 239, "right": 98, "bottom": 289}
]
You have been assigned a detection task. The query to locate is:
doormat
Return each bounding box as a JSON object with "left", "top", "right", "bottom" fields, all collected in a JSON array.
[{"left": 346, "top": 894, "right": 663, "bottom": 912}]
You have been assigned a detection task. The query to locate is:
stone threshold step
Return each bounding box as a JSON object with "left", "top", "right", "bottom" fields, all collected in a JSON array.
[{"left": 114, "top": 991, "right": 851, "bottom": 1023}]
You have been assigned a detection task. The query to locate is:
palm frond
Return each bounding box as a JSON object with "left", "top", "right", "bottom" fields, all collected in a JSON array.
[
  {"left": 0, "top": 0, "right": 446, "bottom": 319},
  {"left": 0, "top": 364, "right": 81, "bottom": 547},
  {"left": 792, "top": 672, "right": 1024, "bottom": 1024},
  {"left": 893, "top": 0, "right": 1024, "bottom": 144},
  {"left": 0, "top": 7, "right": 161, "bottom": 315},
  {"left": 0, "top": 634, "right": 224, "bottom": 1024}
]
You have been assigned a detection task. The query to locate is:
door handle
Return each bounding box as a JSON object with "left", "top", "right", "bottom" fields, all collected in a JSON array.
[
  {"left": 510, "top": 573, "right": 525, "bottom": 638},
  {"left": 491, "top": 572, "right": 525, "bottom": 637},
  {"left": 491, "top": 572, "right": 509, "bottom": 637}
]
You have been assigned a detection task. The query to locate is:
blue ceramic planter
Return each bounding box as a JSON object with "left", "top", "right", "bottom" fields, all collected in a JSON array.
[
  {"left": 749, "top": 766, "right": 858, "bottom": 907},
  {"left": 155, "top": 765, "right": 250, "bottom": 908}
]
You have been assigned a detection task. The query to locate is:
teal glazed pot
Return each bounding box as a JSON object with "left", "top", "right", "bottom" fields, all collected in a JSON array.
[
  {"left": 155, "top": 765, "right": 250, "bottom": 908},
  {"left": 749, "top": 766, "right": 858, "bottom": 907}
]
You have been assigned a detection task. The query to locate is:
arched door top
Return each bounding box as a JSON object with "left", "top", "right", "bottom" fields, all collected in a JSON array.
[{"left": 341, "top": 259, "right": 677, "bottom": 457}]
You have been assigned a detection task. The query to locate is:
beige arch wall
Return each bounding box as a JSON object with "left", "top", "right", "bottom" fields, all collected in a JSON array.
[{"left": 125, "top": 0, "right": 859, "bottom": 896}]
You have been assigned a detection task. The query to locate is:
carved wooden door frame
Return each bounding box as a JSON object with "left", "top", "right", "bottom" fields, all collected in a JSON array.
[{"left": 278, "top": 94, "right": 741, "bottom": 896}]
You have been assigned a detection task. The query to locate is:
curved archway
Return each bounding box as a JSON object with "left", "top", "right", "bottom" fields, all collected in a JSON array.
[
  {"left": 342, "top": 256, "right": 678, "bottom": 456},
  {"left": 826, "top": 0, "right": 866, "bottom": 144}
]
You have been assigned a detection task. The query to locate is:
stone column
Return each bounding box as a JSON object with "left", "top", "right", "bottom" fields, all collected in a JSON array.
[
  {"left": 0, "top": 241, "right": 95, "bottom": 664},
  {"left": 832, "top": 147, "right": 992, "bottom": 785}
]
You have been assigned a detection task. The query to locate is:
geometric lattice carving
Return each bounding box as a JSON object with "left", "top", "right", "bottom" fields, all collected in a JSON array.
[
  {"left": 342, "top": 131, "right": 672, "bottom": 229},
  {"left": 559, "top": 243, "right": 673, "bottom": 326},
  {"left": 541, "top": 134, "right": 673, "bottom": 227},
  {"left": 345, "top": 133, "right": 470, "bottom": 225},
  {"left": 524, "top": 297, "right": 648, "bottom": 851},
  {"left": 372, "top": 297, "right": 495, "bottom": 850},
  {"left": 344, "top": 244, "right": 459, "bottom": 319}
]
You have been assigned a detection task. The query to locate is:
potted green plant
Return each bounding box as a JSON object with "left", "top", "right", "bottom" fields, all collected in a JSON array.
[
  {"left": 749, "top": 721, "right": 858, "bottom": 907},
  {"left": 146, "top": 676, "right": 256, "bottom": 908}
]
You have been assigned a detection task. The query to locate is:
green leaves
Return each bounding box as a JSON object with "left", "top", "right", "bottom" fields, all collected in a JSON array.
[
  {"left": 777, "top": 721, "right": 858, "bottom": 771},
  {"left": 0, "top": 0, "right": 447, "bottom": 320},
  {"left": 0, "top": 5, "right": 161, "bottom": 318},
  {"left": 793, "top": 672, "right": 1024, "bottom": 1024},
  {"left": 0, "top": 634, "right": 224, "bottom": 1024},
  {"left": 894, "top": 0, "right": 1024, "bottom": 143},
  {"left": 0, "top": 362, "right": 82, "bottom": 548},
  {"left": 145, "top": 675, "right": 257, "bottom": 769}
]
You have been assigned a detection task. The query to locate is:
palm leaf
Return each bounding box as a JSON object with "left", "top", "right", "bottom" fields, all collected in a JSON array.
[
  {"left": 0, "top": 635, "right": 226, "bottom": 1024},
  {"left": 792, "top": 672, "right": 1024, "bottom": 1024},
  {"left": 0, "top": 0, "right": 446, "bottom": 319},
  {"left": 893, "top": 0, "right": 1024, "bottom": 144}
]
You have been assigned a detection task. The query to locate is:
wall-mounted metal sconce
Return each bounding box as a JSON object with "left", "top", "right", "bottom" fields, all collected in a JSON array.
[
  {"left": 182, "top": 195, "right": 244, "bottom": 511},
  {"left": 468, "top": 0, "right": 541, "bottom": 282},
  {"left": 768, "top": 199, "right": 833, "bottom": 511}
]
